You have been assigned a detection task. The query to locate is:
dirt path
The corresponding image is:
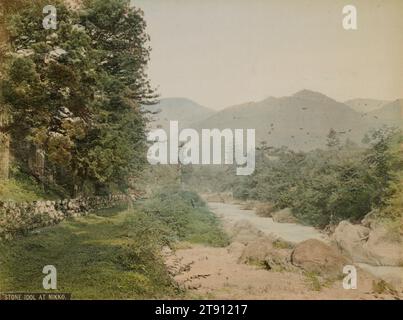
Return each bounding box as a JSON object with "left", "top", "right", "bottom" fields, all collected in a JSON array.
[
  {"left": 167, "top": 244, "right": 386, "bottom": 299},
  {"left": 166, "top": 202, "right": 397, "bottom": 299}
]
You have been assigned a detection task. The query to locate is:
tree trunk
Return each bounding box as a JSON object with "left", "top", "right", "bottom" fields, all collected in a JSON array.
[{"left": 0, "top": 132, "right": 9, "bottom": 180}]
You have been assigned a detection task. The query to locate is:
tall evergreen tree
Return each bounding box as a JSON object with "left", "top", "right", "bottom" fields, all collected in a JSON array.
[
  {"left": 2, "top": 0, "right": 154, "bottom": 196},
  {"left": 78, "top": 0, "right": 156, "bottom": 194}
]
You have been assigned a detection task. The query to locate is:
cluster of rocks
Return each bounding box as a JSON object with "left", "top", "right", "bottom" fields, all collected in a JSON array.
[
  {"left": 238, "top": 235, "right": 295, "bottom": 272},
  {"left": 0, "top": 194, "right": 127, "bottom": 239},
  {"left": 233, "top": 229, "right": 346, "bottom": 276},
  {"left": 229, "top": 219, "right": 362, "bottom": 278},
  {"left": 333, "top": 219, "right": 403, "bottom": 267}
]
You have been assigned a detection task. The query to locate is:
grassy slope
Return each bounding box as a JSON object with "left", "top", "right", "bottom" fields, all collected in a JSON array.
[
  {"left": 0, "top": 206, "right": 178, "bottom": 299},
  {"left": 0, "top": 191, "right": 228, "bottom": 299},
  {"left": 182, "top": 206, "right": 230, "bottom": 246},
  {"left": 140, "top": 189, "right": 229, "bottom": 247},
  {"left": 0, "top": 177, "right": 59, "bottom": 202}
]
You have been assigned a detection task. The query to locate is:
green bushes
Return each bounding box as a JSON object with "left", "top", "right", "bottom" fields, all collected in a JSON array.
[
  {"left": 140, "top": 187, "right": 229, "bottom": 247},
  {"left": 234, "top": 128, "right": 402, "bottom": 228}
]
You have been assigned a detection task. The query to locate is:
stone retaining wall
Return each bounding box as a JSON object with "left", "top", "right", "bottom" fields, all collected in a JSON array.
[{"left": 0, "top": 194, "right": 128, "bottom": 239}]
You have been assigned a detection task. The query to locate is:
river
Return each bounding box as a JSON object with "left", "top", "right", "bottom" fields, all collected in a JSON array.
[{"left": 208, "top": 201, "right": 403, "bottom": 291}]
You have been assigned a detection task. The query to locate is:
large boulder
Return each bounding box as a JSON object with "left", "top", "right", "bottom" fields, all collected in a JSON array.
[
  {"left": 291, "top": 239, "right": 348, "bottom": 277},
  {"left": 333, "top": 220, "right": 372, "bottom": 264},
  {"left": 364, "top": 225, "right": 403, "bottom": 266},
  {"left": 333, "top": 221, "right": 403, "bottom": 266},
  {"left": 239, "top": 236, "right": 294, "bottom": 271},
  {"left": 271, "top": 208, "right": 298, "bottom": 223},
  {"left": 361, "top": 210, "right": 378, "bottom": 228},
  {"left": 226, "top": 241, "right": 246, "bottom": 256}
]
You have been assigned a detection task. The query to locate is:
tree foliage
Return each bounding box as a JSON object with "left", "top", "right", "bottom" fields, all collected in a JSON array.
[
  {"left": 2, "top": 0, "right": 154, "bottom": 196},
  {"left": 232, "top": 128, "right": 402, "bottom": 227}
]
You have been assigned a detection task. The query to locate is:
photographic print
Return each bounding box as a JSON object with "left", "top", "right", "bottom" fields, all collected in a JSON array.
[{"left": 0, "top": 0, "right": 402, "bottom": 308}]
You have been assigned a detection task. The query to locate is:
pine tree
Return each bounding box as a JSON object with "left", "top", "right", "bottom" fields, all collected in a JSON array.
[
  {"left": 326, "top": 128, "right": 340, "bottom": 148},
  {"left": 2, "top": 0, "right": 154, "bottom": 196},
  {"left": 77, "top": 0, "right": 156, "bottom": 194}
]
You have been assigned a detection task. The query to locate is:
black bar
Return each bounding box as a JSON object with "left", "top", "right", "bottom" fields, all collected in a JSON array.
[{"left": 0, "top": 300, "right": 400, "bottom": 319}]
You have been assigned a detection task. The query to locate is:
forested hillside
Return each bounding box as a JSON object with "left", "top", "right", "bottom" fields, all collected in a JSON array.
[{"left": 1, "top": 0, "right": 153, "bottom": 198}]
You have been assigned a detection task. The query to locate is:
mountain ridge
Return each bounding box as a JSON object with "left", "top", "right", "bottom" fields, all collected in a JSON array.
[
  {"left": 189, "top": 90, "right": 396, "bottom": 150},
  {"left": 345, "top": 98, "right": 391, "bottom": 113},
  {"left": 143, "top": 97, "right": 214, "bottom": 130},
  {"left": 145, "top": 90, "right": 400, "bottom": 150}
]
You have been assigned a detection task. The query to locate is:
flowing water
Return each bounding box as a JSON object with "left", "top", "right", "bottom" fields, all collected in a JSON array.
[
  {"left": 208, "top": 201, "right": 403, "bottom": 291},
  {"left": 208, "top": 202, "right": 329, "bottom": 244}
]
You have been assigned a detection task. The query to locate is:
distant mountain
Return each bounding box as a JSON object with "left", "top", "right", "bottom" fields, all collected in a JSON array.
[
  {"left": 190, "top": 90, "right": 389, "bottom": 151},
  {"left": 345, "top": 99, "right": 390, "bottom": 113},
  {"left": 143, "top": 98, "right": 214, "bottom": 131},
  {"left": 364, "top": 99, "right": 403, "bottom": 129},
  {"left": 144, "top": 92, "right": 400, "bottom": 151}
]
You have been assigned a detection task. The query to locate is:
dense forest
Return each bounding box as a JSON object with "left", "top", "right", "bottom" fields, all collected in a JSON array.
[
  {"left": 1, "top": 0, "right": 153, "bottom": 198},
  {"left": 184, "top": 128, "right": 403, "bottom": 229}
]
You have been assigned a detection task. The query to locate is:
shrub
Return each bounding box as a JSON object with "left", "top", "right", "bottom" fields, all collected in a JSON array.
[
  {"left": 255, "top": 202, "right": 274, "bottom": 217},
  {"left": 140, "top": 187, "right": 229, "bottom": 247}
]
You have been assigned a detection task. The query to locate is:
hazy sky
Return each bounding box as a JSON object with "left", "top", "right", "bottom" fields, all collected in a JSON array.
[{"left": 132, "top": 0, "right": 403, "bottom": 110}]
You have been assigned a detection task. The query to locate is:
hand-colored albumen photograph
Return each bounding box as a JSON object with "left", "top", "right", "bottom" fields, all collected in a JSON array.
[{"left": 0, "top": 0, "right": 402, "bottom": 302}]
